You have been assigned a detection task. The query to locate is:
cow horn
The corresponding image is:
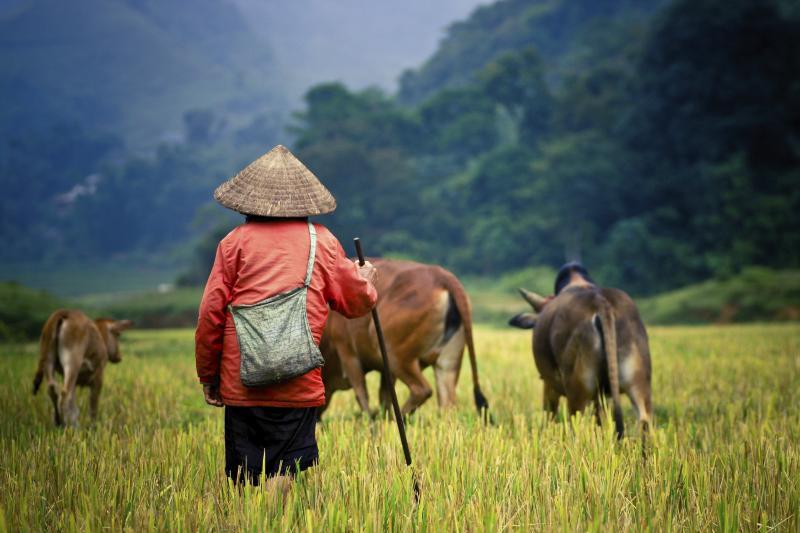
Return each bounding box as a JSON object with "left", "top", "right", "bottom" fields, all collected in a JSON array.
[{"left": 518, "top": 288, "right": 548, "bottom": 312}]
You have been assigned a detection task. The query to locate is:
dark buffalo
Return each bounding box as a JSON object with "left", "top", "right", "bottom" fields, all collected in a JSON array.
[{"left": 509, "top": 263, "right": 652, "bottom": 438}]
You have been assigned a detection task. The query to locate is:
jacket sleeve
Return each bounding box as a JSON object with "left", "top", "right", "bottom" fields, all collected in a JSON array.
[
  {"left": 195, "top": 242, "right": 234, "bottom": 385},
  {"left": 324, "top": 238, "right": 378, "bottom": 318}
]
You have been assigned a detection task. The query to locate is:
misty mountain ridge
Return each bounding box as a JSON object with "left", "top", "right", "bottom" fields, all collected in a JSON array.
[
  {"left": 0, "top": 0, "right": 671, "bottom": 266},
  {"left": 0, "top": 0, "right": 285, "bottom": 151},
  {"left": 0, "top": 0, "right": 489, "bottom": 152},
  {"left": 398, "top": 0, "right": 665, "bottom": 103}
]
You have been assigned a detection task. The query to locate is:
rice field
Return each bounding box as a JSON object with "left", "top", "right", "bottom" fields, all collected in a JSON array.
[{"left": 1, "top": 324, "right": 798, "bottom": 531}]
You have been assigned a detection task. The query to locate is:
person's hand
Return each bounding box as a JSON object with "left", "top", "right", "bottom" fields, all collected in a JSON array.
[
  {"left": 355, "top": 260, "right": 377, "bottom": 285},
  {"left": 203, "top": 384, "right": 224, "bottom": 407}
]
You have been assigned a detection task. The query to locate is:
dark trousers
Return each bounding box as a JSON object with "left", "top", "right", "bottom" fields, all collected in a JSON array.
[{"left": 224, "top": 406, "right": 318, "bottom": 485}]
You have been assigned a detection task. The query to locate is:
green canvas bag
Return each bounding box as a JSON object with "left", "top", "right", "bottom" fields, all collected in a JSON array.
[{"left": 230, "top": 221, "right": 324, "bottom": 387}]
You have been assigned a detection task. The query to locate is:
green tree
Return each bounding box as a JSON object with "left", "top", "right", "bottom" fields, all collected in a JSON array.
[
  {"left": 480, "top": 48, "right": 553, "bottom": 145},
  {"left": 418, "top": 87, "right": 499, "bottom": 161}
]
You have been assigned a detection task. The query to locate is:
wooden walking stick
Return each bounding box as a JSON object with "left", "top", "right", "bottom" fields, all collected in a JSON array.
[{"left": 354, "top": 237, "right": 421, "bottom": 503}]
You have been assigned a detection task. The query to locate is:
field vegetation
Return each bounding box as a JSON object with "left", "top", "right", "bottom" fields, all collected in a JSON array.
[
  {"left": 1, "top": 324, "right": 797, "bottom": 530},
  {"left": 3, "top": 267, "right": 799, "bottom": 341}
]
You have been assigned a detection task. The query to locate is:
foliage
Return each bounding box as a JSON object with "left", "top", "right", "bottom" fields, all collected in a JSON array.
[
  {"left": 0, "top": 0, "right": 289, "bottom": 265},
  {"left": 0, "top": 114, "right": 269, "bottom": 262},
  {"left": 637, "top": 268, "right": 800, "bottom": 324},
  {"left": 463, "top": 266, "right": 556, "bottom": 324},
  {"left": 90, "top": 288, "right": 203, "bottom": 329},
  {"left": 397, "top": 0, "right": 663, "bottom": 103},
  {"left": 1, "top": 325, "right": 799, "bottom": 529},
  {"left": 0, "top": 123, "right": 123, "bottom": 260},
  {"left": 287, "top": 0, "right": 800, "bottom": 295},
  {"left": 175, "top": 222, "right": 238, "bottom": 288},
  {"left": 0, "top": 283, "right": 66, "bottom": 342},
  {"left": 615, "top": 0, "right": 800, "bottom": 290},
  {"left": 43, "top": 267, "right": 796, "bottom": 330},
  {"left": 0, "top": 259, "right": 181, "bottom": 298},
  {"left": 470, "top": 266, "right": 800, "bottom": 327},
  {"left": 479, "top": 48, "right": 553, "bottom": 145}
]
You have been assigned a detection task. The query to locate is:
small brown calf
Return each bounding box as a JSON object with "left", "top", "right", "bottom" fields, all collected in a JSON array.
[{"left": 33, "top": 309, "right": 132, "bottom": 426}]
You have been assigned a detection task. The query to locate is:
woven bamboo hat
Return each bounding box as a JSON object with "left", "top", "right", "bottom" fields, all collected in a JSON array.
[{"left": 214, "top": 145, "right": 337, "bottom": 217}]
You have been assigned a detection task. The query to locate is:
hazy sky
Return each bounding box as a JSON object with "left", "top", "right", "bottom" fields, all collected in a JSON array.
[
  {"left": 0, "top": 0, "right": 488, "bottom": 100},
  {"left": 234, "top": 0, "right": 486, "bottom": 98}
]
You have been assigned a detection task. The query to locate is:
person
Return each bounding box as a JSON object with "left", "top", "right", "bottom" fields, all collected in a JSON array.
[{"left": 195, "top": 144, "right": 377, "bottom": 496}]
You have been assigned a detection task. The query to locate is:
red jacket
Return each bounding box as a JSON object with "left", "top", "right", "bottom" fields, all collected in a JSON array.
[{"left": 195, "top": 218, "right": 377, "bottom": 407}]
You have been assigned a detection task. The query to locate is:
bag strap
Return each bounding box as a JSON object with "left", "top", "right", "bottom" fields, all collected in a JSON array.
[{"left": 304, "top": 221, "right": 317, "bottom": 287}]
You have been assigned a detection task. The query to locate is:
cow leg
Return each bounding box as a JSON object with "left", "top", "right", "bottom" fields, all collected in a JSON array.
[
  {"left": 47, "top": 378, "right": 63, "bottom": 426},
  {"left": 59, "top": 383, "right": 79, "bottom": 427},
  {"left": 433, "top": 367, "right": 459, "bottom": 409},
  {"left": 564, "top": 388, "right": 592, "bottom": 436},
  {"left": 338, "top": 349, "right": 371, "bottom": 415},
  {"left": 395, "top": 360, "right": 433, "bottom": 416},
  {"left": 626, "top": 382, "right": 652, "bottom": 457},
  {"left": 592, "top": 396, "right": 605, "bottom": 426},
  {"left": 89, "top": 375, "right": 103, "bottom": 421},
  {"left": 542, "top": 382, "right": 560, "bottom": 418},
  {"left": 40, "top": 333, "right": 63, "bottom": 426},
  {"left": 433, "top": 328, "right": 465, "bottom": 408},
  {"left": 378, "top": 374, "right": 396, "bottom": 416},
  {"left": 565, "top": 382, "right": 592, "bottom": 418},
  {"left": 627, "top": 383, "right": 653, "bottom": 435},
  {"left": 41, "top": 353, "right": 63, "bottom": 426},
  {"left": 58, "top": 349, "right": 80, "bottom": 427}
]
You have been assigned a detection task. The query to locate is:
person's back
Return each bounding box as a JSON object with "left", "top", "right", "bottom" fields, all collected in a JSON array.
[
  {"left": 196, "top": 217, "right": 377, "bottom": 406},
  {"left": 194, "top": 145, "right": 377, "bottom": 490}
]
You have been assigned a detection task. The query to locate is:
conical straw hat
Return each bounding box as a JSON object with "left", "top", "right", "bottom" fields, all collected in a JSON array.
[{"left": 214, "top": 145, "right": 337, "bottom": 217}]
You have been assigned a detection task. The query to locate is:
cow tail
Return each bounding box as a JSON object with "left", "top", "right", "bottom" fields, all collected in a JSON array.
[
  {"left": 33, "top": 312, "right": 64, "bottom": 395},
  {"left": 596, "top": 298, "right": 624, "bottom": 439},
  {"left": 442, "top": 272, "right": 491, "bottom": 420}
]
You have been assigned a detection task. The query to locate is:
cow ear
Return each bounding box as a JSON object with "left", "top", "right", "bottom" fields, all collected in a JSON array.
[
  {"left": 509, "top": 312, "right": 537, "bottom": 329},
  {"left": 112, "top": 320, "right": 134, "bottom": 332}
]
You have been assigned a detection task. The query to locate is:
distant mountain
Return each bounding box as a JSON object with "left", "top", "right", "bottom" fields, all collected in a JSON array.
[
  {"left": 233, "top": 0, "right": 485, "bottom": 98},
  {"left": 397, "top": 0, "right": 663, "bottom": 103},
  {"left": 0, "top": 0, "right": 493, "bottom": 149},
  {"left": 0, "top": 0, "right": 285, "bottom": 150}
]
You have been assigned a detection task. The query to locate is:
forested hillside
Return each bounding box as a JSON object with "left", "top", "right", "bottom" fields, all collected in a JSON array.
[
  {"left": 285, "top": 0, "right": 800, "bottom": 294},
  {"left": 0, "top": 111, "right": 279, "bottom": 261},
  {"left": 2, "top": 0, "right": 798, "bottom": 298},
  {"left": 0, "top": 0, "right": 485, "bottom": 271},
  {"left": 398, "top": 0, "right": 664, "bottom": 103},
  {"left": 0, "top": 0, "right": 286, "bottom": 262}
]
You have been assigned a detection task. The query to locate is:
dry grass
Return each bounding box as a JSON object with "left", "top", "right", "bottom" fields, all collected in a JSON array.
[{"left": 1, "top": 324, "right": 798, "bottom": 531}]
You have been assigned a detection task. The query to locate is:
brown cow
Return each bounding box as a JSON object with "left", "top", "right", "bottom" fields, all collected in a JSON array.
[
  {"left": 319, "top": 259, "right": 489, "bottom": 419},
  {"left": 32, "top": 309, "right": 132, "bottom": 426},
  {"left": 509, "top": 263, "right": 652, "bottom": 439}
]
